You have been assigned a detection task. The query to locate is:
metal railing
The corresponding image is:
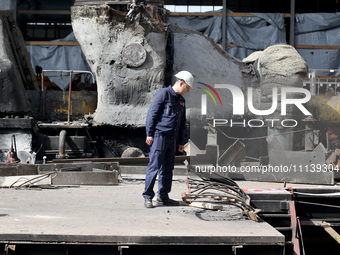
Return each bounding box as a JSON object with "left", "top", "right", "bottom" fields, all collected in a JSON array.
[
  {"left": 41, "top": 70, "right": 96, "bottom": 125},
  {"left": 304, "top": 69, "right": 340, "bottom": 96}
]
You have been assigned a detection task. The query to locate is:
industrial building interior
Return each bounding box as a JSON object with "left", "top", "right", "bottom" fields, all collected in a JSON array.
[{"left": 0, "top": 0, "right": 340, "bottom": 255}]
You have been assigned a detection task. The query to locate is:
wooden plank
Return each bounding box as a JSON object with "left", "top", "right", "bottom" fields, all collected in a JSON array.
[
  {"left": 228, "top": 12, "right": 257, "bottom": 17},
  {"left": 320, "top": 221, "right": 340, "bottom": 244},
  {"left": 25, "top": 41, "right": 80, "bottom": 46},
  {"left": 171, "top": 12, "right": 256, "bottom": 17},
  {"left": 300, "top": 219, "right": 340, "bottom": 227},
  {"left": 189, "top": 202, "right": 223, "bottom": 210},
  {"left": 221, "top": 43, "right": 340, "bottom": 50},
  {"left": 170, "top": 12, "right": 291, "bottom": 18},
  {"left": 0, "top": 175, "right": 52, "bottom": 188},
  {"left": 74, "top": 0, "right": 132, "bottom": 5},
  {"left": 171, "top": 12, "right": 223, "bottom": 16},
  {"left": 295, "top": 45, "right": 340, "bottom": 50},
  {"left": 217, "top": 43, "right": 238, "bottom": 48},
  {"left": 106, "top": 1, "right": 132, "bottom": 4},
  {"left": 73, "top": 0, "right": 106, "bottom": 5},
  {"left": 226, "top": 43, "right": 238, "bottom": 47},
  {"left": 0, "top": 10, "right": 13, "bottom": 14}
]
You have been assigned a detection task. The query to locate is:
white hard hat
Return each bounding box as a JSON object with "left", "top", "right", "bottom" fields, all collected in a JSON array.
[{"left": 175, "top": 71, "right": 194, "bottom": 87}]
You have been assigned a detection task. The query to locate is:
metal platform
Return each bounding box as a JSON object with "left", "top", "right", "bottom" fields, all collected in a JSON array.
[{"left": 0, "top": 181, "right": 285, "bottom": 254}]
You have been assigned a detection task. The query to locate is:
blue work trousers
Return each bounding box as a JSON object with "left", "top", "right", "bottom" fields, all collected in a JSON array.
[{"left": 143, "top": 134, "right": 175, "bottom": 200}]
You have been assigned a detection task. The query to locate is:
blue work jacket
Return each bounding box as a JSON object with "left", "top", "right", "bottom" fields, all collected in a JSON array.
[{"left": 146, "top": 86, "right": 186, "bottom": 145}]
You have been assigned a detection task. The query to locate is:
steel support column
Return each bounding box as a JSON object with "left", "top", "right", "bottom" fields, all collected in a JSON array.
[
  {"left": 290, "top": 0, "right": 295, "bottom": 46},
  {"left": 222, "top": 0, "right": 227, "bottom": 51},
  {"left": 12, "top": 0, "right": 16, "bottom": 21},
  {"left": 290, "top": 201, "right": 301, "bottom": 255}
]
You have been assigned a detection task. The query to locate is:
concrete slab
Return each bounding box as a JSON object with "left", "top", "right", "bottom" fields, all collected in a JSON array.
[
  {"left": 0, "top": 164, "right": 38, "bottom": 177},
  {"left": 38, "top": 162, "right": 119, "bottom": 172},
  {"left": 0, "top": 174, "right": 51, "bottom": 187},
  {"left": 120, "top": 165, "right": 188, "bottom": 176},
  {"left": 0, "top": 181, "right": 285, "bottom": 246},
  {"left": 51, "top": 171, "right": 119, "bottom": 185}
]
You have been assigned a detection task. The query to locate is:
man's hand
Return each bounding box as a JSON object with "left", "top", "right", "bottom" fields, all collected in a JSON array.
[
  {"left": 178, "top": 145, "right": 184, "bottom": 153},
  {"left": 146, "top": 136, "right": 154, "bottom": 146}
]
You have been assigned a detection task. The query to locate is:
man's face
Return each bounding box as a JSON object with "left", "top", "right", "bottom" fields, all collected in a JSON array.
[{"left": 180, "top": 82, "right": 191, "bottom": 95}]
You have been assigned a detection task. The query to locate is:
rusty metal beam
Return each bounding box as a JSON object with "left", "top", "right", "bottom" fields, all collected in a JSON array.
[{"left": 289, "top": 201, "right": 301, "bottom": 255}]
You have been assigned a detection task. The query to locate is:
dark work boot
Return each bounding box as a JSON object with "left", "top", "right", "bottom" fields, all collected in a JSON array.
[{"left": 157, "top": 196, "right": 179, "bottom": 206}]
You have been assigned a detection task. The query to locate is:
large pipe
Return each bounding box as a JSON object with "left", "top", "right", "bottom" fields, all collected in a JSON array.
[{"left": 58, "top": 130, "right": 67, "bottom": 159}]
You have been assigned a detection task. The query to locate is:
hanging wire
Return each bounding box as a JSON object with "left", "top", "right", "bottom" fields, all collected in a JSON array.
[{"left": 9, "top": 172, "right": 58, "bottom": 189}]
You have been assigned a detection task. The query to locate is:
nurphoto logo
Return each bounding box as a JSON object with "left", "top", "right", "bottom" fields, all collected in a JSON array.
[{"left": 198, "top": 83, "right": 312, "bottom": 128}]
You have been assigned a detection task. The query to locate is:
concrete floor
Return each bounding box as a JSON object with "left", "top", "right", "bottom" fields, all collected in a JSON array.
[{"left": 0, "top": 178, "right": 285, "bottom": 246}]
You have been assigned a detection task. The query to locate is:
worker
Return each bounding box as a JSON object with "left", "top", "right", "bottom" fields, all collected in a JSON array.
[{"left": 142, "top": 71, "right": 194, "bottom": 208}]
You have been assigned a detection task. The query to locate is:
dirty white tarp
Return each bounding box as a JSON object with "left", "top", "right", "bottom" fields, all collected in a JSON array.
[
  {"left": 168, "top": 10, "right": 286, "bottom": 60},
  {"left": 295, "top": 13, "right": 340, "bottom": 76},
  {"left": 169, "top": 10, "right": 340, "bottom": 75},
  {"left": 26, "top": 33, "right": 92, "bottom": 90}
]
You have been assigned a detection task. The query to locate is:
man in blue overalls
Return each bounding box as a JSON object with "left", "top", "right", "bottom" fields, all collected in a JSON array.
[{"left": 143, "top": 71, "right": 194, "bottom": 208}]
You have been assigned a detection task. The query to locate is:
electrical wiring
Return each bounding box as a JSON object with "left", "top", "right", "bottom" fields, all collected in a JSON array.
[{"left": 9, "top": 172, "right": 58, "bottom": 189}]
